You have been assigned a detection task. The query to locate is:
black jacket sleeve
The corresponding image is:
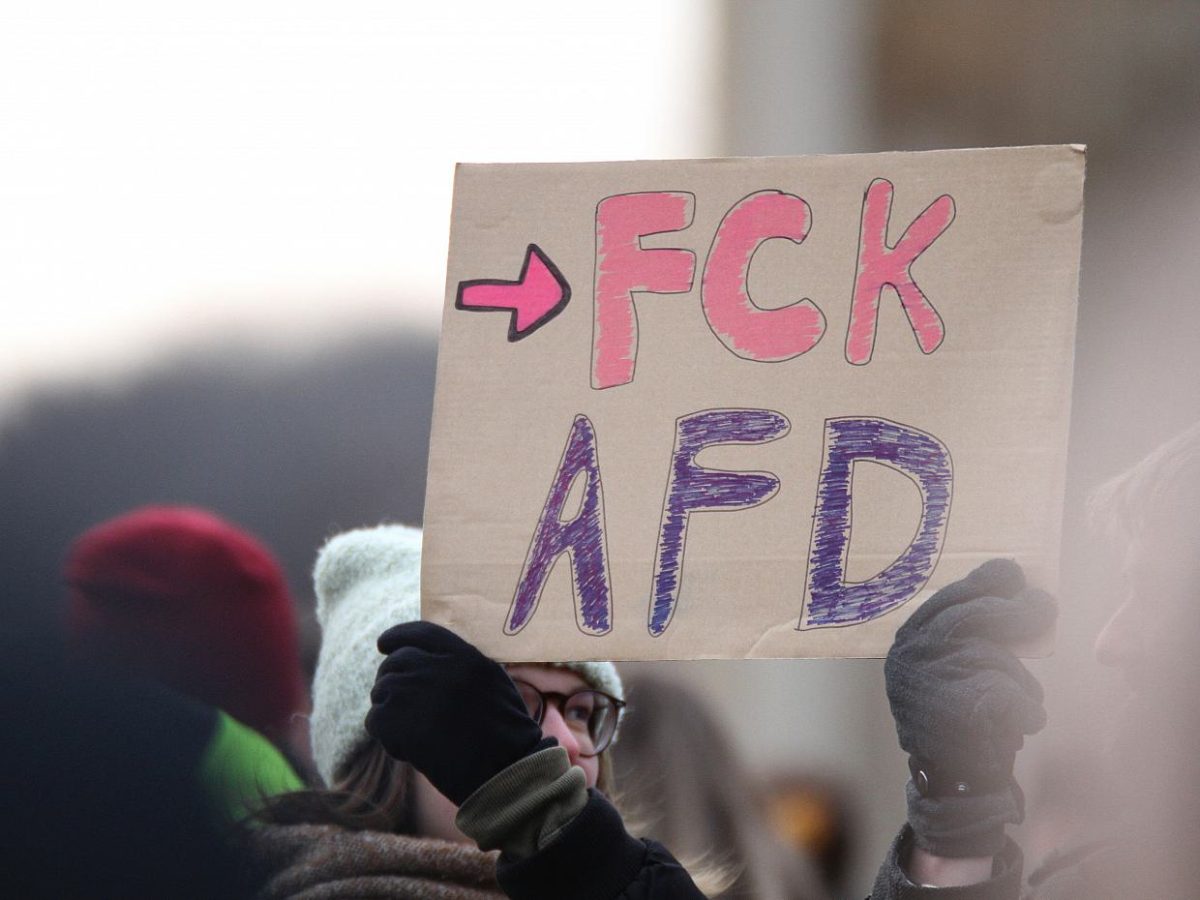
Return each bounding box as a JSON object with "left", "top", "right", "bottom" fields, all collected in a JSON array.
[
  {"left": 496, "top": 790, "right": 704, "bottom": 900},
  {"left": 869, "top": 825, "right": 1023, "bottom": 900}
]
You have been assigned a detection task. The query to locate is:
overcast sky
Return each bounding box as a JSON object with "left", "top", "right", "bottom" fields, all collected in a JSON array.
[{"left": 0, "top": 1, "right": 717, "bottom": 410}]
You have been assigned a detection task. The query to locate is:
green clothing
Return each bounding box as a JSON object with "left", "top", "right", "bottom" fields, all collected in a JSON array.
[
  {"left": 198, "top": 710, "right": 303, "bottom": 822},
  {"left": 456, "top": 745, "right": 588, "bottom": 858}
]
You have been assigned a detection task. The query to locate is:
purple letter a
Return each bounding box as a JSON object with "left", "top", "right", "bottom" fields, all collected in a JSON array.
[{"left": 507, "top": 415, "right": 612, "bottom": 636}]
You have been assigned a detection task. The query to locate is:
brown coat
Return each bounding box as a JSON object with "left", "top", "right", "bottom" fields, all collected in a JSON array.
[{"left": 249, "top": 823, "right": 506, "bottom": 900}]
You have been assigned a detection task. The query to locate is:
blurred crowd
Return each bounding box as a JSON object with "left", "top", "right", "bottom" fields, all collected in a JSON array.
[
  {"left": 3, "top": 505, "right": 847, "bottom": 898},
  {"left": 5, "top": 417, "right": 1200, "bottom": 898}
]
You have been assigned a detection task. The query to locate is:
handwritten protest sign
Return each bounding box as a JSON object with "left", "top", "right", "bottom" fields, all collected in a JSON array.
[{"left": 422, "top": 146, "right": 1084, "bottom": 660}]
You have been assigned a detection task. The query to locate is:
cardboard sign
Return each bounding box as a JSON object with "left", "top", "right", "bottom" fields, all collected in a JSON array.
[{"left": 422, "top": 146, "right": 1084, "bottom": 660}]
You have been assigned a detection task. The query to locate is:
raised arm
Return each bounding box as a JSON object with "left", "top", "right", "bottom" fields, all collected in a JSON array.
[
  {"left": 366, "top": 621, "right": 705, "bottom": 900},
  {"left": 871, "top": 559, "right": 1056, "bottom": 898}
]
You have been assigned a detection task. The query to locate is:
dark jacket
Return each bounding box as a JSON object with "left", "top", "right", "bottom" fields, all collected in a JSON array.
[
  {"left": 249, "top": 823, "right": 505, "bottom": 899},
  {"left": 248, "top": 793, "right": 699, "bottom": 900},
  {"left": 456, "top": 746, "right": 705, "bottom": 900},
  {"left": 496, "top": 791, "right": 703, "bottom": 900}
]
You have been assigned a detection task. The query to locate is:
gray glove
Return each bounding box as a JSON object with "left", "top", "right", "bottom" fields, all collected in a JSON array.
[{"left": 885, "top": 558, "right": 1056, "bottom": 857}]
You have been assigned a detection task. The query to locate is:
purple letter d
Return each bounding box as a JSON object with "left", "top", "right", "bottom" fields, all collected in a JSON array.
[{"left": 802, "top": 417, "right": 952, "bottom": 628}]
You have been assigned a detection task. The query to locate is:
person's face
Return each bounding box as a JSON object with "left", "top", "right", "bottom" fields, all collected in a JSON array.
[
  {"left": 411, "top": 770, "right": 465, "bottom": 843},
  {"left": 1094, "top": 533, "right": 1198, "bottom": 690},
  {"left": 504, "top": 664, "right": 601, "bottom": 789}
]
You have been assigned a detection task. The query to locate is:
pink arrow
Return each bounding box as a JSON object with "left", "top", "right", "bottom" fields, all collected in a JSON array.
[{"left": 455, "top": 243, "right": 572, "bottom": 341}]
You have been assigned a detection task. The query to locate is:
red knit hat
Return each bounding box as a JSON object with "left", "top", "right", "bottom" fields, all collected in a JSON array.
[{"left": 65, "top": 506, "right": 307, "bottom": 744}]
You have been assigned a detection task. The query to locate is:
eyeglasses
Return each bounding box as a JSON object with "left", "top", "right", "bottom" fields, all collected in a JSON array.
[{"left": 510, "top": 679, "right": 625, "bottom": 757}]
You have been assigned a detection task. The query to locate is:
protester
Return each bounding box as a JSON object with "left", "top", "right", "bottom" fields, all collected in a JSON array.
[
  {"left": 65, "top": 505, "right": 308, "bottom": 818},
  {"left": 612, "top": 671, "right": 830, "bottom": 900},
  {"left": 0, "top": 626, "right": 260, "bottom": 898},
  {"left": 870, "top": 420, "right": 1200, "bottom": 897},
  {"left": 252, "top": 523, "right": 706, "bottom": 899}
]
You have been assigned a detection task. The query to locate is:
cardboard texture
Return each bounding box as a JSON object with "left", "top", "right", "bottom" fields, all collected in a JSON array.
[{"left": 423, "top": 146, "right": 1085, "bottom": 660}]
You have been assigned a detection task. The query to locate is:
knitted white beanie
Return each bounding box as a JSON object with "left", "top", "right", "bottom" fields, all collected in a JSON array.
[{"left": 308, "top": 523, "right": 622, "bottom": 786}]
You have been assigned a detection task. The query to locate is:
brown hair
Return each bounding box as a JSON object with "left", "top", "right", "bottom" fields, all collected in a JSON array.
[
  {"left": 257, "top": 741, "right": 417, "bottom": 833},
  {"left": 258, "top": 736, "right": 618, "bottom": 833}
]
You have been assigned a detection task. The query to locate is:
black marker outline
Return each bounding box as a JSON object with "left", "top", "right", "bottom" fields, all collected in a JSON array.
[
  {"left": 590, "top": 191, "right": 697, "bottom": 390},
  {"left": 844, "top": 178, "right": 956, "bottom": 365},
  {"left": 456, "top": 242, "right": 571, "bottom": 342}
]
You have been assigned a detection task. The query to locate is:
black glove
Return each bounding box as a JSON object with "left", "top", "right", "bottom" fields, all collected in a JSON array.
[
  {"left": 365, "top": 621, "right": 549, "bottom": 806},
  {"left": 885, "top": 558, "right": 1056, "bottom": 857}
]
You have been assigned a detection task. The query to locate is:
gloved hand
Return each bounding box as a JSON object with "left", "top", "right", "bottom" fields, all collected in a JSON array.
[
  {"left": 365, "top": 621, "right": 549, "bottom": 806},
  {"left": 885, "top": 558, "right": 1056, "bottom": 857}
]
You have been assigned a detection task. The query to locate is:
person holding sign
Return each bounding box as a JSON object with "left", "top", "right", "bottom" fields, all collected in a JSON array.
[
  {"left": 252, "top": 524, "right": 708, "bottom": 899},
  {"left": 871, "top": 421, "right": 1200, "bottom": 898},
  {"left": 869, "top": 559, "right": 1054, "bottom": 897}
]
